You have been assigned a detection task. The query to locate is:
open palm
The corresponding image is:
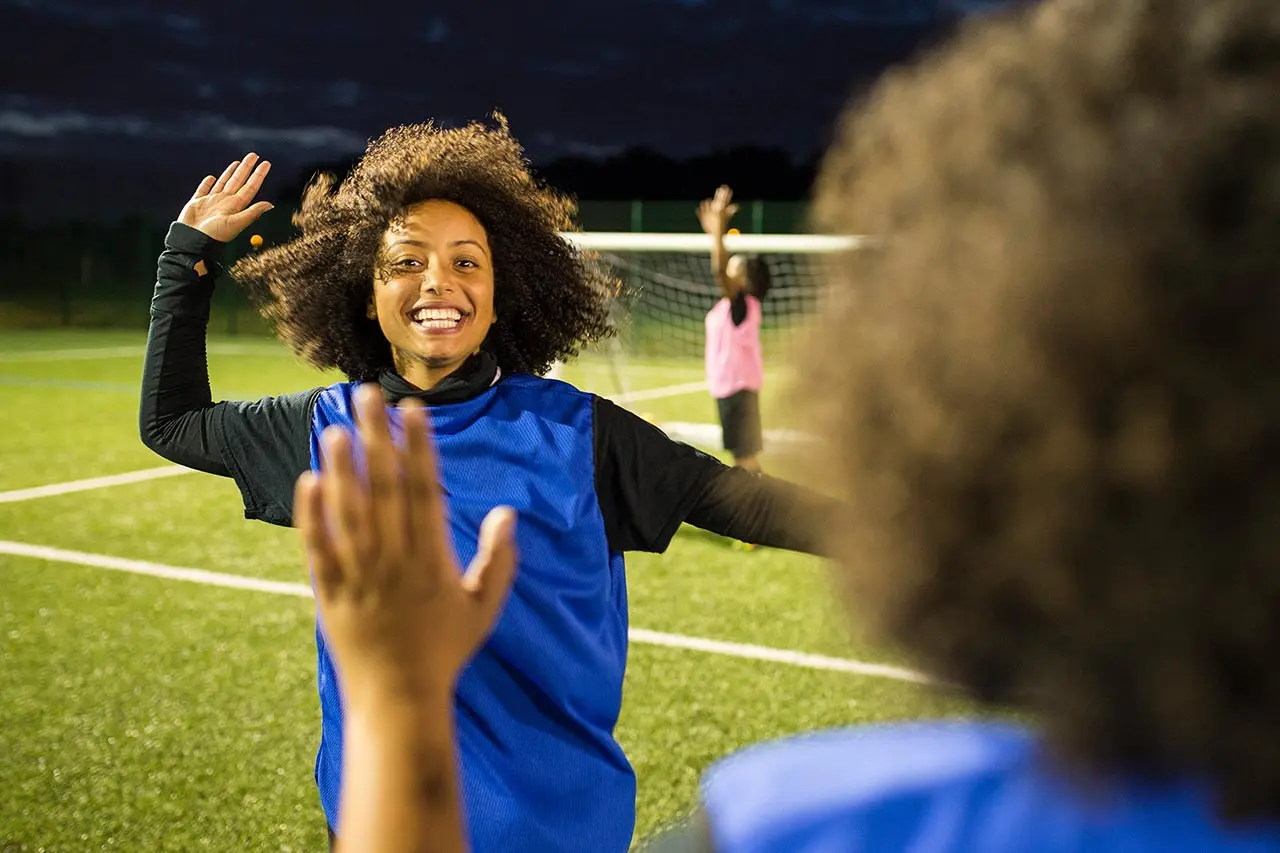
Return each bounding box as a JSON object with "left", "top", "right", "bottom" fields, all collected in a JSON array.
[
  {"left": 178, "top": 152, "right": 274, "bottom": 243},
  {"left": 697, "top": 184, "right": 739, "bottom": 236}
]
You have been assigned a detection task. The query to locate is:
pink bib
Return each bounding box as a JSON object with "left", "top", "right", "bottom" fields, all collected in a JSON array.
[{"left": 704, "top": 295, "right": 764, "bottom": 399}]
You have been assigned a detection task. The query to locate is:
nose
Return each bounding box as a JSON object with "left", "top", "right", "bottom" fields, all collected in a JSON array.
[{"left": 421, "top": 259, "right": 455, "bottom": 294}]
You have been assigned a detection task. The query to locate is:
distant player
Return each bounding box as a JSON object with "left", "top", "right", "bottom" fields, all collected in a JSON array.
[{"left": 698, "top": 185, "right": 772, "bottom": 473}]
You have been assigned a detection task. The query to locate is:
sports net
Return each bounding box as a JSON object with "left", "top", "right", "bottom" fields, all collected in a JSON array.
[{"left": 559, "top": 232, "right": 864, "bottom": 365}]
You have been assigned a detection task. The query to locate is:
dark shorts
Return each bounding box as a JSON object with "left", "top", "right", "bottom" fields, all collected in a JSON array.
[{"left": 716, "top": 389, "right": 763, "bottom": 460}]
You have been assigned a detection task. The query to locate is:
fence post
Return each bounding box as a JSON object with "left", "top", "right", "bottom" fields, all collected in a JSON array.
[
  {"left": 630, "top": 199, "right": 643, "bottom": 232},
  {"left": 752, "top": 200, "right": 765, "bottom": 234},
  {"left": 67, "top": 253, "right": 90, "bottom": 326}
]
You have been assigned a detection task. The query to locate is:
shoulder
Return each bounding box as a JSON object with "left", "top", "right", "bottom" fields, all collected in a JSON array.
[
  {"left": 305, "top": 381, "right": 355, "bottom": 425},
  {"left": 493, "top": 372, "right": 596, "bottom": 409},
  {"left": 499, "top": 371, "right": 588, "bottom": 396},
  {"left": 479, "top": 373, "right": 605, "bottom": 433},
  {"left": 702, "top": 721, "right": 1036, "bottom": 852},
  {"left": 704, "top": 720, "right": 1035, "bottom": 803}
]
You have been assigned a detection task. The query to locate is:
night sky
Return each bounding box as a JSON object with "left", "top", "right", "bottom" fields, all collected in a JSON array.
[{"left": 2, "top": 0, "right": 1013, "bottom": 220}]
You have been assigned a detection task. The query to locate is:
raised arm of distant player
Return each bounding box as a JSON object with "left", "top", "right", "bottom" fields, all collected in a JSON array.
[{"left": 697, "top": 185, "right": 740, "bottom": 299}]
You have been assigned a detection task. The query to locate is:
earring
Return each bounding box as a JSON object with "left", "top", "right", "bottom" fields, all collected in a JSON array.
[{"left": 366, "top": 302, "right": 377, "bottom": 320}]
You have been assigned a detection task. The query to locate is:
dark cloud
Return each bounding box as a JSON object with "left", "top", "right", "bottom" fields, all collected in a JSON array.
[{"left": 0, "top": 0, "right": 1011, "bottom": 219}]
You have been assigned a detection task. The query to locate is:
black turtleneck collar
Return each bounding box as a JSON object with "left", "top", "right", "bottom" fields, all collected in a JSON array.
[{"left": 378, "top": 350, "right": 501, "bottom": 405}]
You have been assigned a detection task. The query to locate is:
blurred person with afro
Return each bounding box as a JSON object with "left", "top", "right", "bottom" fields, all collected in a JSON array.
[{"left": 643, "top": 0, "right": 1280, "bottom": 850}]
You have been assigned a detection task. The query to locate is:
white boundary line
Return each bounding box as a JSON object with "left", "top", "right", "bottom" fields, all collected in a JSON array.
[
  {"left": 628, "top": 629, "right": 929, "bottom": 683},
  {"left": 0, "top": 540, "right": 929, "bottom": 685},
  {"left": 610, "top": 380, "right": 708, "bottom": 404},
  {"left": 0, "top": 466, "right": 194, "bottom": 503},
  {"left": 0, "top": 346, "right": 146, "bottom": 362},
  {"left": 0, "top": 541, "right": 312, "bottom": 596},
  {"left": 0, "top": 343, "right": 288, "bottom": 363}
]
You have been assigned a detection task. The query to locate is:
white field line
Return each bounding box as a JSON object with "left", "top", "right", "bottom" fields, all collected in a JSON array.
[
  {"left": 610, "top": 380, "right": 708, "bottom": 404},
  {"left": 0, "top": 346, "right": 146, "bottom": 362},
  {"left": 0, "top": 541, "right": 311, "bottom": 597},
  {"left": 571, "top": 362, "right": 703, "bottom": 378},
  {"left": 0, "top": 540, "right": 929, "bottom": 685},
  {"left": 0, "top": 343, "right": 287, "bottom": 363},
  {"left": 0, "top": 466, "right": 193, "bottom": 503}
]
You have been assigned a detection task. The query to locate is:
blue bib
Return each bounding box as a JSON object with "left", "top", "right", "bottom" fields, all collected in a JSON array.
[
  {"left": 702, "top": 721, "right": 1280, "bottom": 853},
  {"left": 310, "top": 375, "right": 635, "bottom": 853}
]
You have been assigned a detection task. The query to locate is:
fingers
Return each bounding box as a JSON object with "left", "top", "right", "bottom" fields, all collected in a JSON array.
[
  {"left": 233, "top": 159, "right": 272, "bottom": 203},
  {"left": 222, "top": 152, "right": 260, "bottom": 195},
  {"left": 225, "top": 201, "right": 275, "bottom": 233},
  {"left": 190, "top": 175, "right": 215, "bottom": 201},
  {"left": 399, "top": 399, "right": 453, "bottom": 570},
  {"left": 211, "top": 159, "right": 240, "bottom": 194},
  {"left": 354, "top": 384, "right": 409, "bottom": 569},
  {"left": 320, "top": 425, "right": 375, "bottom": 580},
  {"left": 295, "top": 471, "right": 341, "bottom": 590},
  {"left": 463, "top": 506, "right": 519, "bottom": 630}
]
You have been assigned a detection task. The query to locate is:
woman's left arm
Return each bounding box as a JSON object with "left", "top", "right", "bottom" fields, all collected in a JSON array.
[{"left": 593, "top": 397, "right": 838, "bottom": 555}]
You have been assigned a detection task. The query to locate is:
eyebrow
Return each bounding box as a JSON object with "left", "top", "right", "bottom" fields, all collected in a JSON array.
[{"left": 387, "top": 237, "right": 489, "bottom": 257}]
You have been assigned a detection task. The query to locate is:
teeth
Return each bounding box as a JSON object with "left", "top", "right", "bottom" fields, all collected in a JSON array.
[{"left": 410, "top": 307, "right": 463, "bottom": 325}]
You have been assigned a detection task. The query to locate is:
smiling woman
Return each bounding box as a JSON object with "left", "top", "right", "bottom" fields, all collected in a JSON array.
[
  {"left": 231, "top": 114, "right": 612, "bottom": 380},
  {"left": 374, "top": 200, "right": 498, "bottom": 388},
  {"left": 136, "top": 113, "right": 840, "bottom": 853}
]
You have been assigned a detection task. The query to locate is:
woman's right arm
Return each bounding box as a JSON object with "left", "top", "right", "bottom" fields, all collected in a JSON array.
[
  {"left": 139, "top": 220, "right": 235, "bottom": 476},
  {"left": 139, "top": 155, "right": 318, "bottom": 527}
]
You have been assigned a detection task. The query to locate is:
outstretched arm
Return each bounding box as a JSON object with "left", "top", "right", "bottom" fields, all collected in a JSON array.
[
  {"left": 593, "top": 397, "right": 838, "bottom": 555},
  {"left": 697, "top": 185, "right": 740, "bottom": 299}
]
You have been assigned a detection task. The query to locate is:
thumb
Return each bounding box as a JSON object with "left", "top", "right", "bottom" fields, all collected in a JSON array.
[
  {"left": 225, "top": 201, "right": 275, "bottom": 234},
  {"left": 462, "top": 506, "right": 519, "bottom": 629}
]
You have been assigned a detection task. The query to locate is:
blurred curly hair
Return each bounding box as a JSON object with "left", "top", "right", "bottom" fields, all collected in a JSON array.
[
  {"left": 231, "top": 113, "right": 614, "bottom": 380},
  {"left": 807, "top": 0, "right": 1280, "bottom": 820}
]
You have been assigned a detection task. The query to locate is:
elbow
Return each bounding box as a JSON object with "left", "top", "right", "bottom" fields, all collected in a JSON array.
[
  {"left": 138, "top": 407, "right": 177, "bottom": 463},
  {"left": 139, "top": 417, "right": 169, "bottom": 460}
]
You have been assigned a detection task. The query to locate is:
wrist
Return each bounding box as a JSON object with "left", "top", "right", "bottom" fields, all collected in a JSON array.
[
  {"left": 165, "top": 221, "right": 227, "bottom": 260},
  {"left": 341, "top": 667, "right": 456, "bottom": 720},
  {"left": 343, "top": 684, "right": 456, "bottom": 754}
]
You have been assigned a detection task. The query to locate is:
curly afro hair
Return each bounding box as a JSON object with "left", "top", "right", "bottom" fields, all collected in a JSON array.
[
  {"left": 231, "top": 113, "right": 614, "bottom": 380},
  {"left": 807, "top": 0, "right": 1280, "bottom": 821}
]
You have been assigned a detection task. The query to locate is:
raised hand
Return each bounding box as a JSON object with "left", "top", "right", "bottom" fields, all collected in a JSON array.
[
  {"left": 294, "top": 385, "right": 519, "bottom": 708},
  {"left": 697, "top": 184, "right": 740, "bottom": 236},
  {"left": 178, "top": 153, "right": 274, "bottom": 243}
]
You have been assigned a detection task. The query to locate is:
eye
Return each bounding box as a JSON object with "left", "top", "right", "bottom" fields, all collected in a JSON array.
[
  {"left": 385, "top": 258, "right": 422, "bottom": 276},
  {"left": 455, "top": 257, "right": 480, "bottom": 270}
]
